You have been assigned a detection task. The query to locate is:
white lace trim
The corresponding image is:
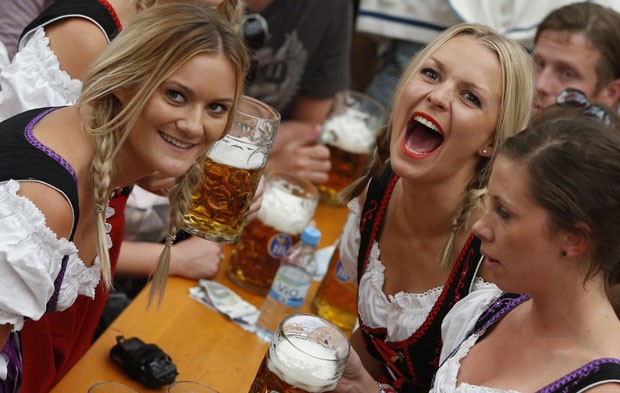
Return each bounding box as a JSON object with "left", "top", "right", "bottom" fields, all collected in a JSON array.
[
  {"left": 433, "top": 333, "right": 521, "bottom": 393},
  {"left": 0, "top": 180, "right": 101, "bottom": 329},
  {"left": 0, "top": 27, "right": 82, "bottom": 121}
]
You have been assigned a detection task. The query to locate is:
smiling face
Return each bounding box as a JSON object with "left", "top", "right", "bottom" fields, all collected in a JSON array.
[
  {"left": 118, "top": 52, "right": 237, "bottom": 181},
  {"left": 472, "top": 156, "right": 566, "bottom": 294},
  {"left": 534, "top": 30, "right": 609, "bottom": 110},
  {"left": 389, "top": 35, "right": 502, "bottom": 187}
]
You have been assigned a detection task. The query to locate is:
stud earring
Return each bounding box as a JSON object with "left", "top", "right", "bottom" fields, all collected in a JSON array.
[
  {"left": 561, "top": 250, "right": 567, "bottom": 256},
  {"left": 481, "top": 148, "right": 488, "bottom": 155}
]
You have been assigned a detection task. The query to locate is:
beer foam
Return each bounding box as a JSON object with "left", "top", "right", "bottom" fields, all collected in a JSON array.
[
  {"left": 322, "top": 110, "right": 376, "bottom": 154},
  {"left": 268, "top": 336, "right": 339, "bottom": 392},
  {"left": 257, "top": 182, "right": 315, "bottom": 234},
  {"left": 208, "top": 136, "right": 265, "bottom": 170}
]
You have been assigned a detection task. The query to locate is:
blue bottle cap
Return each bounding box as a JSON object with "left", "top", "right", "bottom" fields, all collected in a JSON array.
[{"left": 301, "top": 226, "right": 321, "bottom": 246}]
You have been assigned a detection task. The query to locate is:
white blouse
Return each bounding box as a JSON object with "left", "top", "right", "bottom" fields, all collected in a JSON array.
[
  {"left": 341, "top": 199, "right": 493, "bottom": 342},
  {"left": 0, "top": 180, "right": 103, "bottom": 332},
  {"left": 0, "top": 27, "right": 82, "bottom": 122},
  {"left": 430, "top": 286, "right": 522, "bottom": 393}
]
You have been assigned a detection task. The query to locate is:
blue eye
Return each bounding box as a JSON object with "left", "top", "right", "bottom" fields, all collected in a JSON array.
[
  {"left": 208, "top": 103, "right": 229, "bottom": 115},
  {"left": 165, "top": 89, "right": 186, "bottom": 104},
  {"left": 422, "top": 68, "right": 439, "bottom": 80},
  {"left": 464, "top": 92, "right": 481, "bottom": 107}
]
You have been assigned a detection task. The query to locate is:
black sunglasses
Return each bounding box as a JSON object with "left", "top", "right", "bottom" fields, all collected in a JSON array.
[
  {"left": 242, "top": 13, "right": 269, "bottom": 51},
  {"left": 556, "top": 88, "right": 612, "bottom": 126}
]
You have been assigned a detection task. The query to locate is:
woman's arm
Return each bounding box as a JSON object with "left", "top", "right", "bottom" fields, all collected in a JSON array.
[
  {"left": 334, "top": 329, "right": 386, "bottom": 393},
  {"left": 45, "top": 17, "right": 109, "bottom": 81}
]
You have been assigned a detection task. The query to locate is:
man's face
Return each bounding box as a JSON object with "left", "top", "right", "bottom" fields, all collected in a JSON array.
[{"left": 533, "top": 30, "right": 615, "bottom": 110}]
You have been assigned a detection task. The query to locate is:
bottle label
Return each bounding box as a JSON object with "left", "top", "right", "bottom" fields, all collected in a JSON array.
[
  {"left": 267, "top": 233, "right": 293, "bottom": 258},
  {"left": 269, "top": 266, "right": 311, "bottom": 308},
  {"left": 335, "top": 260, "right": 351, "bottom": 283}
]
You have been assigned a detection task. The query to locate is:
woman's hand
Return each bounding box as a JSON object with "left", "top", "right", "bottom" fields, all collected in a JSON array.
[
  {"left": 333, "top": 347, "right": 379, "bottom": 393},
  {"left": 169, "top": 236, "right": 224, "bottom": 279}
]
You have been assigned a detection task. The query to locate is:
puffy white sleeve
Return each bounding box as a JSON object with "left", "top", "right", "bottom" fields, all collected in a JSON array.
[
  {"left": 439, "top": 283, "right": 502, "bottom": 363},
  {"left": 0, "top": 27, "right": 82, "bottom": 122},
  {"left": 339, "top": 198, "right": 363, "bottom": 285},
  {"left": 0, "top": 180, "right": 80, "bottom": 331}
]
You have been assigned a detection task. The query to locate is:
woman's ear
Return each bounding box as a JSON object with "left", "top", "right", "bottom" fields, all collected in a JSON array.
[
  {"left": 478, "top": 144, "right": 494, "bottom": 158},
  {"left": 561, "top": 224, "right": 589, "bottom": 258}
]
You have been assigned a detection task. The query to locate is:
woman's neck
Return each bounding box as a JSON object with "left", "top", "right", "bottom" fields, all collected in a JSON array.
[{"left": 393, "top": 176, "right": 474, "bottom": 238}]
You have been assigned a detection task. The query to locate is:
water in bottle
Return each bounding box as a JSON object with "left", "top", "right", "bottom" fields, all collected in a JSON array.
[{"left": 255, "top": 226, "right": 321, "bottom": 341}]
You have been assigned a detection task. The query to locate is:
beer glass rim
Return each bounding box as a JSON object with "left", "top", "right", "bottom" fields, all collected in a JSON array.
[
  {"left": 336, "top": 89, "right": 386, "bottom": 113},
  {"left": 88, "top": 381, "right": 140, "bottom": 392},
  {"left": 238, "top": 95, "right": 281, "bottom": 123},
  {"left": 167, "top": 380, "right": 219, "bottom": 392},
  {"left": 278, "top": 313, "right": 350, "bottom": 362}
]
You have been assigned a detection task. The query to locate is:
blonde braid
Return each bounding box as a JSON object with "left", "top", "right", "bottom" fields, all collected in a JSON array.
[
  {"left": 438, "top": 184, "right": 487, "bottom": 267},
  {"left": 148, "top": 160, "right": 203, "bottom": 306},
  {"left": 91, "top": 132, "right": 117, "bottom": 288}
]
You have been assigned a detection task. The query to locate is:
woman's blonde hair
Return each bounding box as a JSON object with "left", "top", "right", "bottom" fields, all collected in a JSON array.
[
  {"left": 343, "top": 23, "right": 535, "bottom": 265},
  {"left": 77, "top": 3, "right": 249, "bottom": 302}
]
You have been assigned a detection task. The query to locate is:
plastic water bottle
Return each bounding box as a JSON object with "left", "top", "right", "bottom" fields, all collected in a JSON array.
[{"left": 255, "top": 226, "right": 321, "bottom": 342}]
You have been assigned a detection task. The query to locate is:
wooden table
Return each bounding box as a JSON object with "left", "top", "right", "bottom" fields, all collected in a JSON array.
[{"left": 52, "top": 203, "right": 349, "bottom": 392}]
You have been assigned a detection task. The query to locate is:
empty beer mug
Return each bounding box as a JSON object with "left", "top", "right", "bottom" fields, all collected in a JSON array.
[
  {"left": 227, "top": 172, "right": 318, "bottom": 295},
  {"left": 318, "top": 90, "right": 385, "bottom": 205},
  {"left": 88, "top": 381, "right": 140, "bottom": 393},
  {"left": 184, "top": 96, "right": 280, "bottom": 243},
  {"left": 248, "top": 313, "right": 350, "bottom": 393},
  {"left": 167, "top": 381, "right": 219, "bottom": 393}
]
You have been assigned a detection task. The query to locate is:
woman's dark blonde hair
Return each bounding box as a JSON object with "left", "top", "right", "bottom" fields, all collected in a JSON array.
[
  {"left": 343, "top": 23, "right": 535, "bottom": 266},
  {"left": 77, "top": 3, "right": 249, "bottom": 303}
]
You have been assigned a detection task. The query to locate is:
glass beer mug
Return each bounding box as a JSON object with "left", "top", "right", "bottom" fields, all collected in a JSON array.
[
  {"left": 317, "top": 90, "right": 385, "bottom": 205},
  {"left": 249, "top": 313, "right": 350, "bottom": 393},
  {"left": 227, "top": 172, "right": 318, "bottom": 294},
  {"left": 184, "top": 96, "right": 280, "bottom": 243},
  {"left": 312, "top": 239, "right": 357, "bottom": 332}
]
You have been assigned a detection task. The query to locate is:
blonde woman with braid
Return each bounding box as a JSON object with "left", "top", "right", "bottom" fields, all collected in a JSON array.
[
  {"left": 0, "top": 3, "right": 248, "bottom": 391},
  {"left": 332, "top": 24, "right": 535, "bottom": 393},
  {"left": 0, "top": 1, "right": 245, "bottom": 392}
]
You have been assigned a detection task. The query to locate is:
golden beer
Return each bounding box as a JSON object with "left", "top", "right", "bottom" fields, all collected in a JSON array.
[
  {"left": 227, "top": 172, "right": 318, "bottom": 294},
  {"left": 184, "top": 95, "right": 280, "bottom": 243},
  {"left": 184, "top": 139, "right": 263, "bottom": 243},
  {"left": 318, "top": 90, "right": 385, "bottom": 205},
  {"left": 318, "top": 144, "right": 370, "bottom": 205},
  {"left": 249, "top": 314, "right": 350, "bottom": 393},
  {"left": 312, "top": 242, "right": 357, "bottom": 331},
  {"left": 227, "top": 218, "right": 301, "bottom": 295}
]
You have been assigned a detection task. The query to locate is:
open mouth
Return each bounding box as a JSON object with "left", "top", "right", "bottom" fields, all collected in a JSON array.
[
  {"left": 402, "top": 114, "right": 444, "bottom": 158},
  {"left": 159, "top": 131, "right": 193, "bottom": 149}
]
